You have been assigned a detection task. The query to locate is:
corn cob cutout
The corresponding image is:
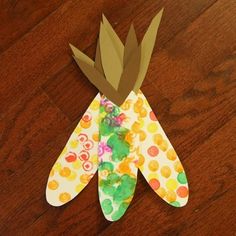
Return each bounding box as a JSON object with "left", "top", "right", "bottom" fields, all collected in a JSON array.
[{"left": 46, "top": 9, "right": 189, "bottom": 221}]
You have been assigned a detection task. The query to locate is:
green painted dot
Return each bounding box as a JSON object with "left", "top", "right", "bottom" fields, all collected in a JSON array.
[
  {"left": 101, "top": 199, "right": 113, "bottom": 215},
  {"left": 102, "top": 184, "right": 116, "bottom": 196},
  {"left": 111, "top": 203, "right": 129, "bottom": 221},
  {"left": 177, "top": 172, "right": 187, "bottom": 184},
  {"left": 99, "top": 162, "right": 114, "bottom": 172},
  {"left": 107, "top": 173, "right": 120, "bottom": 184},
  {"left": 170, "top": 201, "right": 180, "bottom": 207}
]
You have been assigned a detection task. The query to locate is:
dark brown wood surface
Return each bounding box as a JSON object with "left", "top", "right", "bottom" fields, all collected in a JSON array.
[{"left": 0, "top": 0, "right": 236, "bottom": 235}]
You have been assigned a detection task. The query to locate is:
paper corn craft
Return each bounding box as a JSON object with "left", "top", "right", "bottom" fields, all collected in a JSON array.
[{"left": 46, "top": 9, "right": 189, "bottom": 221}]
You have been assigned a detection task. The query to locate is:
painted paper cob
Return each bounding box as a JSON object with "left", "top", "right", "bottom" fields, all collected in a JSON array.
[{"left": 46, "top": 9, "right": 189, "bottom": 221}]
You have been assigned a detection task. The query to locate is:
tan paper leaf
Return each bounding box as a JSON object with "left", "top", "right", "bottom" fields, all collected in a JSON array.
[
  {"left": 99, "top": 23, "right": 123, "bottom": 89},
  {"left": 133, "top": 8, "right": 164, "bottom": 92}
]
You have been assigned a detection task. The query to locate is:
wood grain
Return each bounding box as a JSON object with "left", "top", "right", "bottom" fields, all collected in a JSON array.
[{"left": 0, "top": 0, "right": 235, "bottom": 235}]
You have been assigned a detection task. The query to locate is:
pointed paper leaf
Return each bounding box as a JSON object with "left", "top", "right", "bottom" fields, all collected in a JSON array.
[
  {"left": 134, "top": 9, "right": 164, "bottom": 92},
  {"left": 73, "top": 56, "right": 124, "bottom": 105},
  {"left": 99, "top": 23, "right": 123, "bottom": 89},
  {"left": 95, "top": 39, "right": 104, "bottom": 74},
  {"left": 123, "top": 24, "right": 138, "bottom": 67},
  {"left": 118, "top": 45, "right": 141, "bottom": 97},
  {"left": 102, "top": 14, "right": 124, "bottom": 63},
  {"left": 46, "top": 94, "right": 100, "bottom": 206},
  {"left": 136, "top": 91, "right": 189, "bottom": 207},
  {"left": 69, "top": 43, "right": 94, "bottom": 66}
]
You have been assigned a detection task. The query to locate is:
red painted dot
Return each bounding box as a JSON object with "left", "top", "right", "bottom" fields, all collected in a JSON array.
[
  {"left": 83, "top": 140, "right": 94, "bottom": 150},
  {"left": 82, "top": 113, "right": 92, "bottom": 122},
  {"left": 78, "top": 133, "right": 88, "bottom": 143},
  {"left": 149, "top": 111, "right": 157, "bottom": 121},
  {"left": 78, "top": 150, "right": 90, "bottom": 161},
  {"left": 147, "top": 146, "right": 159, "bottom": 157},
  {"left": 65, "top": 152, "right": 77, "bottom": 162},
  {"left": 177, "top": 186, "right": 188, "bottom": 198},
  {"left": 83, "top": 161, "right": 93, "bottom": 171},
  {"left": 149, "top": 179, "right": 160, "bottom": 190}
]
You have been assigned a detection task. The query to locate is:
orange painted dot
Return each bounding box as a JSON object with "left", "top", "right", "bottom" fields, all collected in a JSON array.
[
  {"left": 92, "top": 132, "right": 99, "bottom": 142},
  {"left": 80, "top": 120, "right": 91, "bottom": 129},
  {"left": 148, "top": 160, "right": 159, "bottom": 171},
  {"left": 147, "top": 146, "right": 159, "bottom": 157},
  {"left": 166, "top": 190, "right": 177, "bottom": 202},
  {"left": 174, "top": 161, "right": 184, "bottom": 173},
  {"left": 149, "top": 111, "right": 157, "bottom": 121},
  {"left": 177, "top": 186, "right": 188, "bottom": 198},
  {"left": 156, "top": 187, "right": 166, "bottom": 198},
  {"left": 161, "top": 166, "right": 171, "bottom": 178},
  {"left": 153, "top": 134, "right": 163, "bottom": 145},
  {"left": 167, "top": 149, "right": 177, "bottom": 161},
  {"left": 159, "top": 140, "right": 168, "bottom": 152},
  {"left": 131, "top": 122, "right": 141, "bottom": 133},
  {"left": 135, "top": 154, "right": 145, "bottom": 167},
  {"left": 80, "top": 174, "right": 91, "bottom": 184},
  {"left": 59, "top": 192, "right": 71, "bottom": 203},
  {"left": 149, "top": 178, "right": 160, "bottom": 190},
  {"left": 139, "top": 130, "right": 146, "bottom": 141},
  {"left": 48, "top": 180, "right": 59, "bottom": 190},
  {"left": 139, "top": 107, "right": 147, "bottom": 117},
  {"left": 59, "top": 167, "right": 71, "bottom": 177}
]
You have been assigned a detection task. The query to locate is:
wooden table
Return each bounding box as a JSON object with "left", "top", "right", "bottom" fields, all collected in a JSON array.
[{"left": 0, "top": 1, "right": 235, "bottom": 235}]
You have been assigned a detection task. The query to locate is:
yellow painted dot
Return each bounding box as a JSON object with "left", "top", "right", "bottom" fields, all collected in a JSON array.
[
  {"left": 166, "top": 179, "right": 178, "bottom": 190},
  {"left": 59, "top": 192, "right": 71, "bottom": 203},
  {"left": 167, "top": 148, "right": 177, "bottom": 161},
  {"left": 75, "top": 183, "right": 85, "bottom": 193},
  {"left": 90, "top": 155, "right": 98, "bottom": 165},
  {"left": 174, "top": 161, "right": 184, "bottom": 173},
  {"left": 70, "top": 140, "right": 79, "bottom": 148},
  {"left": 92, "top": 132, "right": 99, "bottom": 142},
  {"left": 148, "top": 160, "right": 159, "bottom": 172},
  {"left": 166, "top": 190, "right": 177, "bottom": 202},
  {"left": 161, "top": 166, "right": 171, "bottom": 178},
  {"left": 74, "top": 126, "right": 82, "bottom": 134},
  {"left": 159, "top": 140, "right": 168, "bottom": 152},
  {"left": 67, "top": 171, "right": 77, "bottom": 181},
  {"left": 138, "top": 118, "right": 144, "bottom": 128},
  {"left": 48, "top": 180, "right": 59, "bottom": 190},
  {"left": 53, "top": 162, "right": 62, "bottom": 172},
  {"left": 72, "top": 160, "right": 81, "bottom": 170},
  {"left": 148, "top": 173, "right": 158, "bottom": 181},
  {"left": 147, "top": 123, "right": 158, "bottom": 133},
  {"left": 90, "top": 99, "right": 100, "bottom": 111},
  {"left": 156, "top": 187, "right": 166, "bottom": 198},
  {"left": 59, "top": 167, "right": 71, "bottom": 177}
]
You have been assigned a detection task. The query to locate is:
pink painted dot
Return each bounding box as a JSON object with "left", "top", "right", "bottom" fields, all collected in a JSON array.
[
  {"left": 147, "top": 146, "right": 159, "bottom": 157},
  {"left": 149, "top": 111, "right": 157, "bottom": 121},
  {"left": 149, "top": 179, "right": 160, "bottom": 190}
]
